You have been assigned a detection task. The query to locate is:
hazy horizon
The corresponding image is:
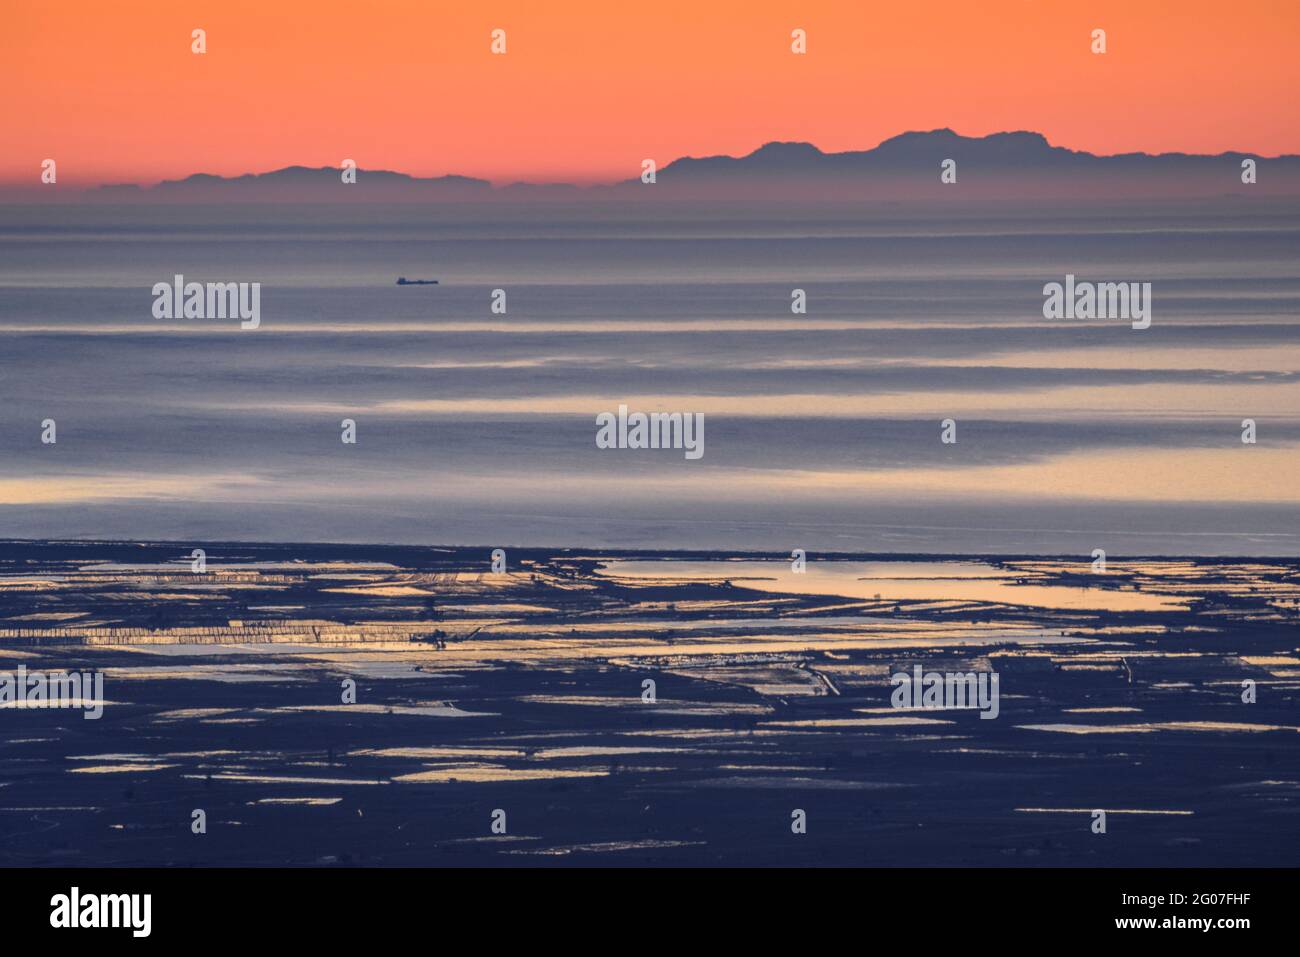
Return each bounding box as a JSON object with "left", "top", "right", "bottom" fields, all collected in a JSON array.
[{"left": 7, "top": 127, "right": 1300, "bottom": 194}]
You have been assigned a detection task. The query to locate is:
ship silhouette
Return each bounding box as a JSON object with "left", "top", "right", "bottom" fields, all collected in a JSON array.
[{"left": 395, "top": 277, "right": 438, "bottom": 285}]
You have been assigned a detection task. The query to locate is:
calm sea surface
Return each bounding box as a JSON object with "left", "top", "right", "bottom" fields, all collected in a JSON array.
[{"left": 1, "top": 202, "right": 1297, "bottom": 554}]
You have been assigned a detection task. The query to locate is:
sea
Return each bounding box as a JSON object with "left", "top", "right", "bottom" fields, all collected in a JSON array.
[{"left": 0, "top": 199, "right": 1297, "bottom": 555}]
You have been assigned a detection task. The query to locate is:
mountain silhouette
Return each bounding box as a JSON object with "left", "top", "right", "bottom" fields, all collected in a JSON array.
[
  {"left": 40, "top": 129, "right": 1300, "bottom": 203},
  {"left": 150, "top": 165, "right": 491, "bottom": 200},
  {"left": 643, "top": 128, "right": 1295, "bottom": 180}
]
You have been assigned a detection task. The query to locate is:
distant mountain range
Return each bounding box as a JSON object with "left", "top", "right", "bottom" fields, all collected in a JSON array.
[
  {"left": 653, "top": 129, "right": 1295, "bottom": 175},
  {"left": 21, "top": 129, "right": 1300, "bottom": 202},
  {"left": 129, "top": 165, "right": 494, "bottom": 199},
  {"left": 630, "top": 129, "right": 1300, "bottom": 199}
]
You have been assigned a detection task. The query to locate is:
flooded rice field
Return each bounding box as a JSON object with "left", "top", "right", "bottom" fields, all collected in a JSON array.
[{"left": 0, "top": 540, "right": 1295, "bottom": 866}]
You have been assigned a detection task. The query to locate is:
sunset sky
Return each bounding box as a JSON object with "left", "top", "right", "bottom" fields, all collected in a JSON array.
[{"left": 3, "top": 0, "right": 1298, "bottom": 187}]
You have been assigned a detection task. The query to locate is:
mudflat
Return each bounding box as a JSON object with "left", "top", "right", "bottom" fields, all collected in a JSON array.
[{"left": 0, "top": 540, "right": 1295, "bottom": 866}]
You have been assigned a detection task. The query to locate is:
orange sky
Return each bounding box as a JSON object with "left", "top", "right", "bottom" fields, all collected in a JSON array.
[{"left": 3, "top": 0, "right": 1297, "bottom": 186}]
